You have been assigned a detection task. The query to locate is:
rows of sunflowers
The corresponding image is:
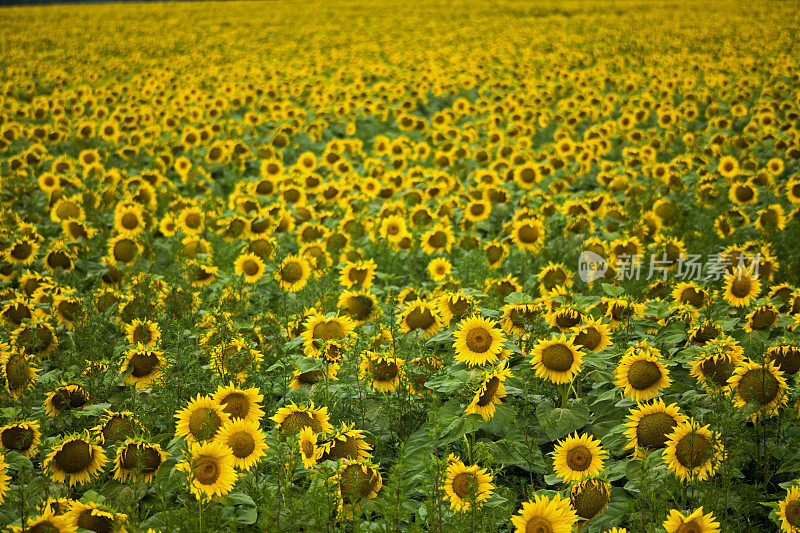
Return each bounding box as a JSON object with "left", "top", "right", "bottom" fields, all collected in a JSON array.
[{"left": 1, "top": 0, "right": 800, "bottom": 531}]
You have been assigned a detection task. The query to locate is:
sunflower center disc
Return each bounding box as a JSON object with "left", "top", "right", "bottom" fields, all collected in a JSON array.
[
  {"left": 194, "top": 456, "right": 220, "bottom": 485},
  {"left": 574, "top": 327, "right": 601, "bottom": 351},
  {"left": 228, "top": 430, "right": 256, "bottom": 458},
  {"left": 1, "top": 426, "right": 34, "bottom": 451},
  {"left": 121, "top": 213, "right": 139, "bottom": 230},
  {"left": 55, "top": 439, "right": 92, "bottom": 474},
  {"left": 477, "top": 376, "right": 501, "bottom": 406},
  {"left": 737, "top": 369, "right": 779, "bottom": 405},
  {"left": 326, "top": 435, "right": 360, "bottom": 461},
  {"left": 406, "top": 308, "right": 435, "bottom": 330},
  {"left": 313, "top": 321, "right": 346, "bottom": 341},
  {"left": 114, "top": 240, "right": 137, "bottom": 263},
  {"left": 282, "top": 412, "right": 320, "bottom": 435},
  {"left": 188, "top": 408, "right": 222, "bottom": 441},
  {"left": 518, "top": 224, "right": 539, "bottom": 243},
  {"left": 282, "top": 262, "right": 303, "bottom": 282},
  {"left": 103, "top": 416, "right": 135, "bottom": 443},
  {"left": 636, "top": 412, "right": 677, "bottom": 449},
  {"left": 675, "top": 520, "right": 702, "bottom": 533},
  {"left": 372, "top": 360, "right": 399, "bottom": 381},
  {"left": 77, "top": 511, "right": 114, "bottom": 533},
  {"left": 773, "top": 347, "right": 800, "bottom": 375},
  {"left": 572, "top": 482, "right": 610, "bottom": 520},
  {"left": 525, "top": 518, "right": 554, "bottom": 533},
  {"left": 566, "top": 445, "right": 591, "bottom": 471},
  {"left": 242, "top": 260, "right": 259, "bottom": 276},
  {"left": 749, "top": 308, "right": 777, "bottom": 329},
  {"left": 541, "top": 344, "right": 574, "bottom": 372},
  {"left": 451, "top": 472, "right": 476, "bottom": 499},
  {"left": 466, "top": 326, "right": 492, "bottom": 353},
  {"left": 675, "top": 432, "right": 712, "bottom": 469},
  {"left": 130, "top": 352, "right": 159, "bottom": 378},
  {"left": 627, "top": 360, "right": 662, "bottom": 390},
  {"left": 731, "top": 276, "right": 752, "bottom": 298},
  {"left": 122, "top": 444, "right": 161, "bottom": 472},
  {"left": 700, "top": 356, "right": 735, "bottom": 387},
  {"left": 786, "top": 501, "right": 800, "bottom": 525}
]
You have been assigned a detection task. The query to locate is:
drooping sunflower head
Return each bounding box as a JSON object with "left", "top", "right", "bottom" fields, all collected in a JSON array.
[
  {"left": 687, "top": 320, "right": 722, "bottom": 346},
  {"left": 453, "top": 315, "right": 506, "bottom": 367},
  {"left": 766, "top": 343, "right": 800, "bottom": 376},
  {"left": 570, "top": 478, "right": 611, "bottom": 521},
  {"left": 615, "top": 343, "right": 671, "bottom": 402},
  {"left": 297, "top": 426, "right": 322, "bottom": 469},
  {"left": 531, "top": 333, "right": 584, "bottom": 385},
  {"left": 93, "top": 410, "right": 141, "bottom": 445},
  {"left": 175, "top": 394, "right": 231, "bottom": 443},
  {"left": 664, "top": 420, "right": 723, "bottom": 482},
  {"left": 338, "top": 290, "right": 378, "bottom": 325},
  {"left": 744, "top": 303, "right": 780, "bottom": 332},
  {"left": 397, "top": 300, "right": 443, "bottom": 339},
  {"left": 213, "top": 384, "right": 265, "bottom": 425},
  {"left": 465, "top": 362, "right": 512, "bottom": 422},
  {"left": 624, "top": 399, "right": 687, "bottom": 458},
  {"left": 500, "top": 302, "right": 541, "bottom": 336},
  {"left": 213, "top": 418, "right": 267, "bottom": 471},
  {"left": 437, "top": 291, "right": 474, "bottom": 324},
  {"left": 552, "top": 432, "right": 607, "bottom": 483},
  {"left": 120, "top": 344, "right": 166, "bottom": 389},
  {"left": 302, "top": 314, "right": 354, "bottom": 357},
  {"left": 112, "top": 438, "right": 167, "bottom": 483},
  {"left": 728, "top": 360, "right": 788, "bottom": 420},
  {"left": 43, "top": 431, "right": 108, "bottom": 488},
  {"left": 44, "top": 383, "right": 89, "bottom": 417},
  {"left": 1, "top": 347, "right": 39, "bottom": 398},
  {"left": 67, "top": 501, "right": 127, "bottom": 533},
  {"left": 270, "top": 401, "right": 333, "bottom": 437},
  {"left": 571, "top": 318, "right": 612, "bottom": 353},
  {"left": 335, "top": 459, "right": 382, "bottom": 517},
  {"left": 359, "top": 351, "right": 405, "bottom": 392},
  {"left": 779, "top": 485, "right": 800, "bottom": 533},
  {"left": 320, "top": 422, "right": 373, "bottom": 462},
  {"left": 689, "top": 336, "right": 744, "bottom": 392},
  {"left": 0, "top": 420, "right": 41, "bottom": 457},
  {"left": 549, "top": 307, "right": 584, "bottom": 332},
  {"left": 510, "top": 493, "right": 578, "bottom": 533}
]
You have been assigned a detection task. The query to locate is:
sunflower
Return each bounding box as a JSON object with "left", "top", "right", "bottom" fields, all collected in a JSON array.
[
  {"left": 744, "top": 303, "right": 779, "bottom": 332},
  {"left": 531, "top": 333, "right": 584, "bottom": 384},
  {"left": 663, "top": 507, "right": 720, "bottom": 533},
  {"left": 3, "top": 236, "right": 39, "bottom": 265},
  {"left": 428, "top": 257, "right": 452, "bottom": 282},
  {"left": 723, "top": 266, "right": 761, "bottom": 307},
  {"left": 210, "top": 338, "right": 263, "bottom": 380},
  {"left": 538, "top": 262, "right": 573, "bottom": 293},
  {"left": 615, "top": 342, "right": 671, "bottom": 401},
  {"left": 663, "top": 420, "right": 723, "bottom": 482},
  {"left": 120, "top": 344, "right": 166, "bottom": 389},
  {"left": 0, "top": 420, "right": 41, "bottom": 457},
  {"left": 175, "top": 394, "right": 231, "bottom": 443},
  {"left": 671, "top": 282, "right": 707, "bottom": 309},
  {"left": 452, "top": 315, "right": 506, "bottom": 367},
  {"left": 43, "top": 432, "right": 108, "bottom": 487},
  {"left": 178, "top": 206, "right": 205, "bottom": 235},
  {"left": 67, "top": 502, "right": 126, "bottom": 533},
  {"left": 298, "top": 426, "right": 322, "bottom": 468},
  {"left": 500, "top": 302, "right": 540, "bottom": 336},
  {"left": 106, "top": 234, "right": 141, "bottom": 266},
  {"left": 437, "top": 291, "right": 474, "bottom": 323},
  {"left": 113, "top": 203, "right": 146, "bottom": 235},
  {"left": 302, "top": 314, "right": 354, "bottom": 357},
  {"left": 571, "top": 478, "right": 611, "bottom": 521},
  {"left": 465, "top": 362, "right": 512, "bottom": 421},
  {"left": 112, "top": 438, "right": 167, "bottom": 483},
  {"left": 234, "top": 252, "right": 266, "bottom": 284},
  {"left": 338, "top": 289, "right": 378, "bottom": 325},
  {"left": 766, "top": 344, "right": 800, "bottom": 376},
  {"left": 397, "top": 300, "right": 443, "bottom": 338},
  {"left": 213, "top": 384, "right": 265, "bottom": 424},
  {"left": 779, "top": 485, "right": 800, "bottom": 532},
  {"left": 0, "top": 453, "right": 9, "bottom": 504},
  {"left": 335, "top": 459, "right": 382, "bottom": 518},
  {"left": 718, "top": 155, "right": 739, "bottom": 178},
  {"left": 359, "top": 351, "right": 405, "bottom": 392},
  {"left": 571, "top": 318, "right": 612, "bottom": 352},
  {"left": 511, "top": 218, "right": 545, "bottom": 252},
  {"left": 729, "top": 180, "right": 759, "bottom": 206},
  {"left": 552, "top": 432, "right": 607, "bottom": 483},
  {"left": 320, "top": 422, "right": 373, "bottom": 461},
  {"left": 270, "top": 401, "right": 333, "bottom": 437},
  {"left": 178, "top": 440, "right": 238, "bottom": 501},
  {"left": 510, "top": 493, "right": 578, "bottom": 533},
  {"left": 484, "top": 240, "right": 509, "bottom": 269},
  {"left": 443, "top": 456, "right": 494, "bottom": 512},
  {"left": 121, "top": 318, "right": 160, "bottom": 347},
  {"left": 689, "top": 337, "right": 745, "bottom": 391},
  {"left": 214, "top": 418, "right": 267, "bottom": 471},
  {"left": 89, "top": 410, "right": 140, "bottom": 446},
  {"left": 9, "top": 506, "right": 74, "bottom": 533},
  {"left": 275, "top": 254, "right": 312, "bottom": 292},
  {"left": 44, "top": 384, "right": 89, "bottom": 417},
  {"left": 624, "top": 399, "right": 687, "bottom": 458},
  {"left": 339, "top": 259, "right": 377, "bottom": 289},
  {"left": 728, "top": 360, "right": 788, "bottom": 420},
  {"left": 420, "top": 224, "right": 454, "bottom": 255},
  {"left": 1, "top": 348, "right": 39, "bottom": 398},
  {"left": 549, "top": 307, "right": 584, "bottom": 332}
]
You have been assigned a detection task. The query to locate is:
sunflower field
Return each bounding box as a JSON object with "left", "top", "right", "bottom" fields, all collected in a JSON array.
[{"left": 1, "top": 0, "right": 800, "bottom": 531}]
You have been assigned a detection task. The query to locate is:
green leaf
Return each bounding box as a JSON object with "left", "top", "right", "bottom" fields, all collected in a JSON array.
[{"left": 535, "top": 399, "right": 590, "bottom": 441}]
